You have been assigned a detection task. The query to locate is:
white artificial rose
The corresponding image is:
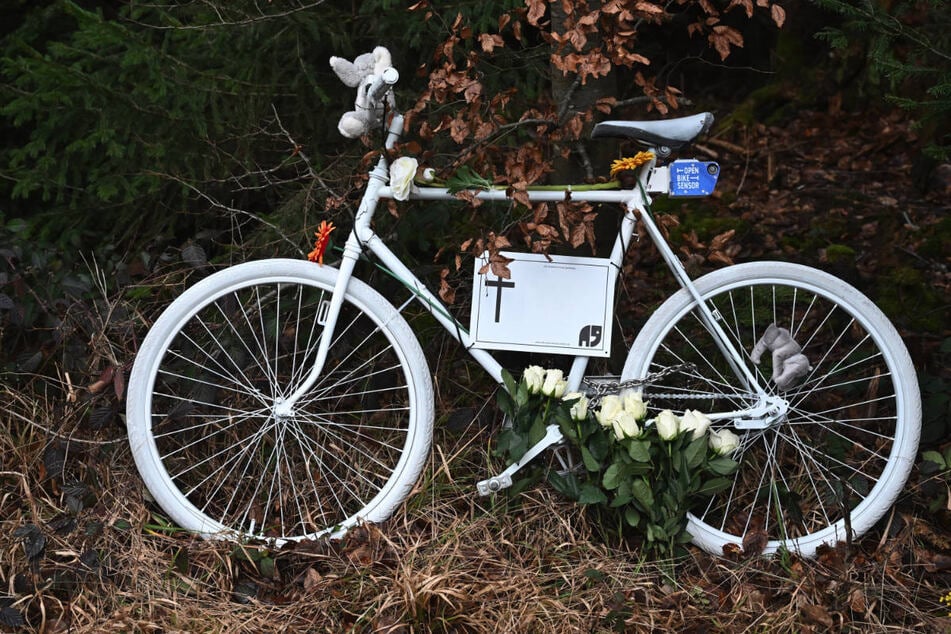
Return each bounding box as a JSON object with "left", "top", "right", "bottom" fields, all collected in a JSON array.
[
  {"left": 389, "top": 156, "right": 419, "bottom": 201},
  {"left": 523, "top": 365, "right": 545, "bottom": 395},
  {"left": 612, "top": 411, "right": 641, "bottom": 440},
  {"left": 680, "top": 409, "right": 712, "bottom": 440},
  {"left": 564, "top": 392, "right": 589, "bottom": 422},
  {"left": 622, "top": 391, "right": 647, "bottom": 420},
  {"left": 709, "top": 428, "right": 740, "bottom": 456},
  {"left": 655, "top": 409, "right": 680, "bottom": 441},
  {"left": 541, "top": 369, "right": 567, "bottom": 398},
  {"left": 596, "top": 394, "right": 624, "bottom": 427}
]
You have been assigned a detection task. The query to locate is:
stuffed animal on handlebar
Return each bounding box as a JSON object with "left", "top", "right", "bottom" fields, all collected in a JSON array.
[{"left": 329, "top": 46, "right": 395, "bottom": 138}]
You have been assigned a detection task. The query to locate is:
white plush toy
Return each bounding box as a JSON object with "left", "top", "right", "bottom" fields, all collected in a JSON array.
[
  {"left": 750, "top": 323, "right": 812, "bottom": 391},
  {"left": 329, "top": 46, "right": 394, "bottom": 139}
]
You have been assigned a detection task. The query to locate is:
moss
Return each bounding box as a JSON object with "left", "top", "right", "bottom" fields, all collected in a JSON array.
[
  {"left": 919, "top": 215, "right": 951, "bottom": 260},
  {"left": 824, "top": 243, "right": 855, "bottom": 263},
  {"left": 672, "top": 203, "right": 748, "bottom": 242},
  {"left": 875, "top": 266, "right": 945, "bottom": 332},
  {"left": 720, "top": 83, "right": 802, "bottom": 128}
]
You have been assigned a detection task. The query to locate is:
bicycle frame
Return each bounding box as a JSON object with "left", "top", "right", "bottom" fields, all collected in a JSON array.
[{"left": 275, "top": 110, "right": 776, "bottom": 489}]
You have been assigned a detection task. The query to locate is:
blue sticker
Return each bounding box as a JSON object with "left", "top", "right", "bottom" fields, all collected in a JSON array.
[{"left": 669, "top": 160, "right": 720, "bottom": 197}]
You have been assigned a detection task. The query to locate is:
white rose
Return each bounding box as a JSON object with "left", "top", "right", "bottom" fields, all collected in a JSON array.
[
  {"left": 622, "top": 391, "right": 647, "bottom": 420},
  {"left": 389, "top": 156, "right": 419, "bottom": 201},
  {"left": 596, "top": 395, "right": 624, "bottom": 428},
  {"left": 421, "top": 167, "right": 436, "bottom": 183},
  {"left": 541, "top": 369, "right": 567, "bottom": 398},
  {"left": 709, "top": 428, "right": 740, "bottom": 456},
  {"left": 612, "top": 411, "right": 641, "bottom": 440},
  {"left": 680, "top": 409, "right": 712, "bottom": 440},
  {"left": 523, "top": 366, "right": 545, "bottom": 395},
  {"left": 564, "top": 393, "right": 589, "bottom": 422},
  {"left": 655, "top": 409, "right": 680, "bottom": 441}
]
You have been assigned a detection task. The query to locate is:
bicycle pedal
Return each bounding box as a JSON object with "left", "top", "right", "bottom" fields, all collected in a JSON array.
[{"left": 476, "top": 475, "right": 513, "bottom": 496}]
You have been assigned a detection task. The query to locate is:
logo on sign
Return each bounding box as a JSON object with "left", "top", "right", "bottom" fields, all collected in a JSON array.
[{"left": 578, "top": 325, "right": 602, "bottom": 348}]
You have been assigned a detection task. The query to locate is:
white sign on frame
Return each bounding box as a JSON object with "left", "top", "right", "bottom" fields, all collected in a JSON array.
[{"left": 469, "top": 251, "right": 615, "bottom": 357}]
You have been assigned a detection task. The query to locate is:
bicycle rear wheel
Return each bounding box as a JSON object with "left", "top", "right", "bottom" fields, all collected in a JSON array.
[
  {"left": 622, "top": 261, "right": 920, "bottom": 557},
  {"left": 127, "top": 259, "right": 434, "bottom": 543}
]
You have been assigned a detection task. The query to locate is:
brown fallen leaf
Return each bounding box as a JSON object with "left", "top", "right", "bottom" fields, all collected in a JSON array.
[
  {"left": 742, "top": 527, "right": 768, "bottom": 558},
  {"left": 800, "top": 602, "right": 834, "bottom": 628},
  {"left": 848, "top": 587, "right": 866, "bottom": 614},
  {"left": 918, "top": 549, "right": 951, "bottom": 573}
]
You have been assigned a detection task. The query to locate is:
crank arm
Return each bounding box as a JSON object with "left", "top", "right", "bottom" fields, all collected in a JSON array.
[{"left": 477, "top": 424, "right": 564, "bottom": 495}]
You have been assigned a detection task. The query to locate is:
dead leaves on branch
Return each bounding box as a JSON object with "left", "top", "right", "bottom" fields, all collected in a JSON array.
[
  {"left": 524, "top": 0, "right": 787, "bottom": 79},
  {"left": 680, "top": 228, "right": 740, "bottom": 267},
  {"left": 404, "top": 0, "right": 788, "bottom": 301}
]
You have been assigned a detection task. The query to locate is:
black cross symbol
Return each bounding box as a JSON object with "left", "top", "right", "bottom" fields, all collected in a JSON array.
[{"left": 485, "top": 277, "right": 515, "bottom": 323}]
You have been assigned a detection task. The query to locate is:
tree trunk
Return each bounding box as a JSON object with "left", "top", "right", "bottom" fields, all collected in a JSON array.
[{"left": 549, "top": 0, "right": 618, "bottom": 183}]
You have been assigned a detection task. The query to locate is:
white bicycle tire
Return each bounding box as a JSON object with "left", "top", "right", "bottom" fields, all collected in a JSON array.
[
  {"left": 623, "top": 261, "right": 921, "bottom": 557},
  {"left": 126, "top": 259, "right": 434, "bottom": 542}
]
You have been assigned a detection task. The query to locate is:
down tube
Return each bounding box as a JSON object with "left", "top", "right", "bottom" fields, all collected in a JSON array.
[{"left": 361, "top": 230, "right": 507, "bottom": 385}]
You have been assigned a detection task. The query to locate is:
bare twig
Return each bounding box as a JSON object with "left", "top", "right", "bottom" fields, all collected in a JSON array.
[{"left": 125, "top": 1, "right": 331, "bottom": 31}]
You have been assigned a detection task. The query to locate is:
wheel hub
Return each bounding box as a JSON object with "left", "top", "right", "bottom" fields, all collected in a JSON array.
[
  {"left": 732, "top": 394, "right": 789, "bottom": 430},
  {"left": 272, "top": 397, "right": 295, "bottom": 421}
]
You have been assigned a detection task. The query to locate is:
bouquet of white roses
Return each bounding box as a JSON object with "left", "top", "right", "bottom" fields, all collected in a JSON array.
[{"left": 496, "top": 366, "right": 739, "bottom": 564}]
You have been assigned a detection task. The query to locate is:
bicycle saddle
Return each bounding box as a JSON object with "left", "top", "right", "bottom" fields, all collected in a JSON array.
[{"left": 591, "top": 113, "right": 714, "bottom": 150}]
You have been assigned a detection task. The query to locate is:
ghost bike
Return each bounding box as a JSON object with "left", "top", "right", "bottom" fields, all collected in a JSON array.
[{"left": 125, "top": 57, "right": 921, "bottom": 558}]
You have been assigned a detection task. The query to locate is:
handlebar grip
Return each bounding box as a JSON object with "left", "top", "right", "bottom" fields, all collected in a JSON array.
[{"left": 368, "top": 67, "right": 400, "bottom": 105}]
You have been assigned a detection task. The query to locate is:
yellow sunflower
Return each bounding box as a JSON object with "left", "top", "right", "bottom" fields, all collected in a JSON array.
[{"left": 609, "top": 151, "right": 656, "bottom": 178}]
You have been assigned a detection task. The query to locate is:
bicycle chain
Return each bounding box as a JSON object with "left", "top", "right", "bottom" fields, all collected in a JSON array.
[{"left": 581, "top": 363, "right": 747, "bottom": 405}]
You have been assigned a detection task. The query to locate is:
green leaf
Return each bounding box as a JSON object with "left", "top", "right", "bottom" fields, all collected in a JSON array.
[
  {"left": 552, "top": 407, "right": 572, "bottom": 429},
  {"left": 515, "top": 381, "right": 529, "bottom": 408},
  {"left": 707, "top": 456, "right": 739, "bottom": 476},
  {"left": 624, "top": 506, "right": 641, "bottom": 528},
  {"left": 696, "top": 476, "right": 733, "bottom": 496},
  {"left": 581, "top": 445, "right": 601, "bottom": 472},
  {"left": 631, "top": 478, "right": 654, "bottom": 510},
  {"left": 501, "top": 369, "right": 517, "bottom": 400},
  {"left": 558, "top": 417, "right": 578, "bottom": 443},
  {"left": 684, "top": 436, "right": 707, "bottom": 470},
  {"left": 587, "top": 430, "right": 612, "bottom": 462},
  {"left": 602, "top": 463, "right": 621, "bottom": 490},
  {"left": 611, "top": 480, "right": 632, "bottom": 507},
  {"left": 496, "top": 389, "right": 514, "bottom": 417},
  {"left": 678, "top": 462, "right": 692, "bottom": 494},
  {"left": 578, "top": 483, "right": 608, "bottom": 505},
  {"left": 446, "top": 165, "right": 494, "bottom": 193},
  {"left": 495, "top": 429, "right": 528, "bottom": 462},
  {"left": 529, "top": 417, "right": 547, "bottom": 446},
  {"left": 627, "top": 440, "right": 651, "bottom": 462},
  {"left": 923, "top": 450, "right": 947, "bottom": 469},
  {"left": 677, "top": 529, "right": 695, "bottom": 544}
]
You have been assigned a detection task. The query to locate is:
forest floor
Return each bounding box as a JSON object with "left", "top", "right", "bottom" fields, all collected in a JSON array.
[{"left": 1, "top": 103, "right": 950, "bottom": 633}]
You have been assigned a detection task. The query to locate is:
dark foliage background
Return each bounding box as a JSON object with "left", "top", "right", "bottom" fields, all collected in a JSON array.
[{"left": 0, "top": 1, "right": 948, "bottom": 630}]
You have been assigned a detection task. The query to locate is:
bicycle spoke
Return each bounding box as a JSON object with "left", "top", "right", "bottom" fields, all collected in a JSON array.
[{"left": 624, "top": 262, "right": 917, "bottom": 556}]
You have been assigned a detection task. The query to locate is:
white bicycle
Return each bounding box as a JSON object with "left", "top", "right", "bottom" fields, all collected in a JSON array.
[{"left": 126, "top": 58, "right": 921, "bottom": 558}]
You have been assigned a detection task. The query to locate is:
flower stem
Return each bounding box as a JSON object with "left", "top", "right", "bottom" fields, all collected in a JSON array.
[{"left": 415, "top": 179, "right": 623, "bottom": 191}]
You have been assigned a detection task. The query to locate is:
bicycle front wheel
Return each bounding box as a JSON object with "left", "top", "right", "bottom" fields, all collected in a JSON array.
[
  {"left": 127, "top": 259, "right": 434, "bottom": 542},
  {"left": 623, "top": 261, "right": 920, "bottom": 557}
]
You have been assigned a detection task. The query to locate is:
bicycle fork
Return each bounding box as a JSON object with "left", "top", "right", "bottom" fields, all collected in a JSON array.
[{"left": 275, "top": 116, "right": 406, "bottom": 417}]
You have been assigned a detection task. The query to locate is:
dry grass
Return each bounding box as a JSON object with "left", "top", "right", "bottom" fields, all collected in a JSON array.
[
  {"left": 2, "top": 140, "right": 950, "bottom": 631},
  {"left": 2, "top": 379, "right": 951, "bottom": 634}
]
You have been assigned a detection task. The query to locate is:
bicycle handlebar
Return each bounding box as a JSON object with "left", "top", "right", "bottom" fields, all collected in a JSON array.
[{"left": 367, "top": 67, "right": 399, "bottom": 109}]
